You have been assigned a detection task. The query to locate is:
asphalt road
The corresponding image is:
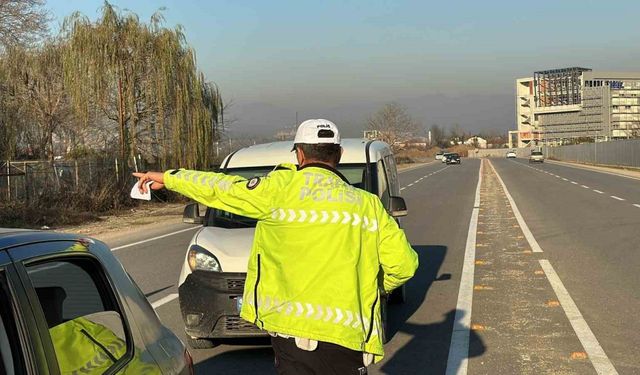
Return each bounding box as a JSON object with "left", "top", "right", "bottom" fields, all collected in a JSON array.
[{"left": 104, "top": 158, "right": 639, "bottom": 374}]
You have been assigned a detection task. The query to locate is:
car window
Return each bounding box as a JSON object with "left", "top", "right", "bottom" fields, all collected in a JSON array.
[
  {"left": 0, "top": 271, "right": 26, "bottom": 375},
  {"left": 377, "top": 160, "right": 390, "bottom": 208},
  {"left": 25, "top": 253, "right": 131, "bottom": 374}
]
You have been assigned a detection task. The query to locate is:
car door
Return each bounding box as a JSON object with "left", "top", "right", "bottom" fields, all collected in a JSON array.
[
  {"left": 8, "top": 240, "right": 156, "bottom": 375},
  {"left": 0, "top": 250, "right": 39, "bottom": 375}
]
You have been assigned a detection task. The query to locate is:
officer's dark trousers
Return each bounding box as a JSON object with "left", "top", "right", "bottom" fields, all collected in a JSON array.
[{"left": 271, "top": 336, "right": 368, "bottom": 375}]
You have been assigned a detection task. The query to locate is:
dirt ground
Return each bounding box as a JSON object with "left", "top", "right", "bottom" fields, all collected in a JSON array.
[{"left": 59, "top": 202, "right": 185, "bottom": 241}]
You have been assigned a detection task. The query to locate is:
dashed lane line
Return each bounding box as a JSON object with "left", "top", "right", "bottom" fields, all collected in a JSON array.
[
  {"left": 151, "top": 293, "right": 179, "bottom": 309},
  {"left": 633, "top": 204, "right": 640, "bottom": 208},
  {"left": 400, "top": 165, "right": 450, "bottom": 191},
  {"left": 497, "top": 160, "right": 619, "bottom": 374},
  {"left": 445, "top": 160, "right": 483, "bottom": 375},
  {"left": 516, "top": 161, "right": 639, "bottom": 210},
  {"left": 539, "top": 260, "right": 619, "bottom": 375},
  {"left": 111, "top": 226, "right": 201, "bottom": 251}
]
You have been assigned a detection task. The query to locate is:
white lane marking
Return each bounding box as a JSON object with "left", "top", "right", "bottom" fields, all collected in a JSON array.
[
  {"left": 581, "top": 185, "right": 590, "bottom": 189},
  {"left": 151, "top": 293, "right": 179, "bottom": 309},
  {"left": 111, "top": 226, "right": 201, "bottom": 251},
  {"left": 539, "top": 260, "right": 619, "bottom": 375},
  {"left": 593, "top": 190, "right": 604, "bottom": 194},
  {"left": 633, "top": 204, "right": 640, "bottom": 208},
  {"left": 546, "top": 159, "right": 640, "bottom": 182},
  {"left": 562, "top": 178, "right": 569, "bottom": 181},
  {"left": 571, "top": 181, "right": 578, "bottom": 185},
  {"left": 445, "top": 159, "right": 483, "bottom": 375},
  {"left": 398, "top": 161, "right": 438, "bottom": 174},
  {"left": 488, "top": 160, "right": 543, "bottom": 253},
  {"left": 610, "top": 195, "right": 625, "bottom": 201},
  {"left": 408, "top": 183, "right": 414, "bottom": 187},
  {"left": 400, "top": 187, "right": 406, "bottom": 191},
  {"left": 414, "top": 180, "right": 420, "bottom": 183}
]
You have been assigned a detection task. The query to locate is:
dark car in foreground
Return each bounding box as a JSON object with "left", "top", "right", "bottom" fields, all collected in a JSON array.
[
  {"left": 0, "top": 229, "right": 193, "bottom": 374},
  {"left": 445, "top": 153, "right": 461, "bottom": 164}
]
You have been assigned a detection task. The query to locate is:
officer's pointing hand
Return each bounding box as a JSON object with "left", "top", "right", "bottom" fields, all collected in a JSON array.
[{"left": 132, "top": 172, "right": 165, "bottom": 193}]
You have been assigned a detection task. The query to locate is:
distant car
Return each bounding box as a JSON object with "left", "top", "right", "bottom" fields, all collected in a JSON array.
[
  {"left": 529, "top": 150, "right": 544, "bottom": 163},
  {"left": 506, "top": 150, "right": 517, "bottom": 158},
  {"left": 445, "top": 153, "right": 461, "bottom": 164},
  {"left": 435, "top": 151, "right": 444, "bottom": 160},
  {"left": 0, "top": 229, "right": 193, "bottom": 374},
  {"left": 441, "top": 153, "right": 452, "bottom": 163}
]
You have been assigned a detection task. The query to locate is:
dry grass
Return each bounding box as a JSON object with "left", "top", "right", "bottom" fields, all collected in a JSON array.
[{"left": 0, "top": 180, "right": 186, "bottom": 229}]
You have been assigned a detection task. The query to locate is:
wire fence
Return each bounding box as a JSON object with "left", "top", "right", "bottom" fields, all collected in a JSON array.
[{"left": 546, "top": 139, "right": 640, "bottom": 168}]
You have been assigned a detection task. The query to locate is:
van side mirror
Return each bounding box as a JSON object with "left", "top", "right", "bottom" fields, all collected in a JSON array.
[
  {"left": 389, "top": 196, "right": 407, "bottom": 217},
  {"left": 183, "top": 202, "right": 204, "bottom": 224}
]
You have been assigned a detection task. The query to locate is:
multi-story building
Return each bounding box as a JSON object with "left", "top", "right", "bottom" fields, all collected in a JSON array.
[{"left": 509, "top": 67, "right": 640, "bottom": 147}]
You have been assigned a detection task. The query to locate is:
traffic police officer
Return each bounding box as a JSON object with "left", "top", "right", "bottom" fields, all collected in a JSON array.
[{"left": 134, "top": 119, "right": 418, "bottom": 374}]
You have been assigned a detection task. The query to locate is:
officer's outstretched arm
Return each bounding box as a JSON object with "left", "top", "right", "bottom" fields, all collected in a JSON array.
[
  {"left": 163, "top": 169, "right": 274, "bottom": 220},
  {"left": 376, "top": 202, "right": 419, "bottom": 293}
]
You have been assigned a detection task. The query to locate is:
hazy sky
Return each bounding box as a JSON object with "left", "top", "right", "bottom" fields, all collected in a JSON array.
[{"left": 47, "top": 0, "right": 640, "bottom": 135}]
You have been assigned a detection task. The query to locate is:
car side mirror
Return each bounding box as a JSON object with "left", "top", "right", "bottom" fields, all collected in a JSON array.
[
  {"left": 183, "top": 202, "right": 204, "bottom": 224},
  {"left": 389, "top": 196, "right": 407, "bottom": 217}
]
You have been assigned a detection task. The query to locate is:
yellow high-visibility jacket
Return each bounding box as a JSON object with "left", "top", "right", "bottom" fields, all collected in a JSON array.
[
  {"left": 164, "top": 163, "right": 418, "bottom": 361},
  {"left": 49, "top": 317, "right": 161, "bottom": 374}
]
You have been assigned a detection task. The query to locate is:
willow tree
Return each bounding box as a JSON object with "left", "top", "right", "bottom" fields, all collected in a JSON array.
[
  {"left": 62, "top": 2, "right": 222, "bottom": 172},
  {"left": 0, "top": 42, "right": 70, "bottom": 161}
]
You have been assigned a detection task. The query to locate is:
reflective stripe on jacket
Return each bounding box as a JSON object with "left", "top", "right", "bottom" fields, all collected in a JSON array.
[{"left": 164, "top": 163, "right": 418, "bottom": 362}]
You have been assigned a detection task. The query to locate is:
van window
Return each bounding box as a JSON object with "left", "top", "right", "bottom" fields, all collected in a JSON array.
[{"left": 25, "top": 250, "right": 131, "bottom": 374}]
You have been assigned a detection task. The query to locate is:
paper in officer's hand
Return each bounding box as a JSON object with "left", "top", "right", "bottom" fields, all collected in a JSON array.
[{"left": 130, "top": 181, "right": 152, "bottom": 201}]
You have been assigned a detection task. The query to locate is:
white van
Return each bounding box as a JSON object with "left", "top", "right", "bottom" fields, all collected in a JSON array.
[{"left": 178, "top": 139, "right": 408, "bottom": 348}]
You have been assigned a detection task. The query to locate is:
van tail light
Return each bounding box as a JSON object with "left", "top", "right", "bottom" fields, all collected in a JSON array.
[{"left": 184, "top": 348, "right": 194, "bottom": 375}]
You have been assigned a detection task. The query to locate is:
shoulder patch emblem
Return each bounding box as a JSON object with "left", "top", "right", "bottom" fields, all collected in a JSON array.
[{"left": 246, "top": 177, "right": 261, "bottom": 190}]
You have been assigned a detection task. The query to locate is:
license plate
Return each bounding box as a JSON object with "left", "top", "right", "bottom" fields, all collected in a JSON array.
[{"left": 236, "top": 297, "right": 243, "bottom": 312}]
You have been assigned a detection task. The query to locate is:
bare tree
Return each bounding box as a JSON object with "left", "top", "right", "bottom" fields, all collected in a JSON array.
[
  {"left": 2, "top": 42, "right": 71, "bottom": 160},
  {"left": 366, "top": 102, "right": 419, "bottom": 150},
  {"left": 429, "top": 124, "right": 446, "bottom": 148},
  {"left": 0, "top": 0, "right": 49, "bottom": 49}
]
